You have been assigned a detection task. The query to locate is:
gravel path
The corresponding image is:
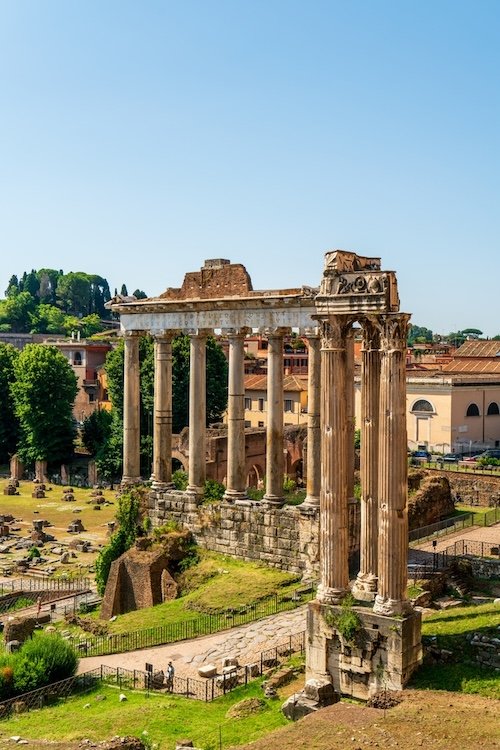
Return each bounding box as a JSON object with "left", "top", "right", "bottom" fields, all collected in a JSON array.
[
  {"left": 412, "top": 521, "right": 500, "bottom": 553},
  {"left": 78, "top": 605, "right": 306, "bottom": 678}
]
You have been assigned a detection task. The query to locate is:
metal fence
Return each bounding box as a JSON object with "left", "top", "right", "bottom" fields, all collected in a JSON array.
[
  {"left": 73, "top": 587, "right": 314, "bottom": 658},
  {"left": 0, "top": 631, "right": 306, "bottom": 720},
  {"left": 408, "top": 537, "right": 500, "bottom": 576},
  {"left": 0, "top": 577, "right": 91, "bottom": 596},
  {"left": 409, "top": 513, "right": 474, "bottom": 543}
]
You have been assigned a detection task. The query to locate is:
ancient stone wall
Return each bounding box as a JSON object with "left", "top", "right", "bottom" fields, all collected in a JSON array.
[
  {"left": 150, "top": 490, "right": 361, "bottom": 578},
  {"left": 430, "top": 470, "right": 500, "bottom": 507},
  {"left": 407, "top": 472, "right": 455, "bottom": 529}
]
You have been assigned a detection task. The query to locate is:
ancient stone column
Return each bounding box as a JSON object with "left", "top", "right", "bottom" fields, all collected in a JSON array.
[
  {"left": 263, "top": 328, "right": 286, "bottom": 506},
  {"left": 353, "top": 318, "right": 381, "bottom": 601},
  {"left": 151, "top": 333, "right": 173, "bottom": 488},
  {"left": 122, "top": 331, "right": 142, "bottom": 485},
  {"left": 224, "top": 328, "right": 250, "bottom": 502},
  {"left": 317, "top": 315, "right": 353, "bottom": 604},
  {"left": 374, "top": 313, "right": 412, "bottom": 617},
  {"left": 346, "top": 326, "right": 355, "bottom": 505},
  {"left": 187, "top": 331, "right": 207, "bottom": 497},
  {"left": 302, "top": 331, "right": 321, "bottom": 510}
]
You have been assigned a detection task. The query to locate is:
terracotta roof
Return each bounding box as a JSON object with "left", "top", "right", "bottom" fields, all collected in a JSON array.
[
  {"left": 442, "top": 359, "right": 500, "bottom": 375},
  {"left": 453, "top": 340, "right": 500, "bottom": 358},
  {"left": 244, "top": 374, "right": 308, "bottom": 392}
]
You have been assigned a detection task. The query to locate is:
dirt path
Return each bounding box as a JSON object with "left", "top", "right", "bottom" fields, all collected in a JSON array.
[
  {"left": 413, "top": 521, "right": 500, "bottom": 553},
  {"left": 78, "top": 605, "right": 306, "bottom": 678}
]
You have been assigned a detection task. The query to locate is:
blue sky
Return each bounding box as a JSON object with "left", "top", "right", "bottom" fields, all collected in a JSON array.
[{"left": 1, "top": 1, "right": 498, "bottom": 335}]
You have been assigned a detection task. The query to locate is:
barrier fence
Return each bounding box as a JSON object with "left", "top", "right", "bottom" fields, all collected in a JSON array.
[
  {"left": 0, "top": 577, "right": 91, "bottom": 596},
  {"left": 0, "top": 631, "right": 306, "bottom": 719},
  {"left": 73, "top": 587, "right": 313, "bottom": 658},
  {"left": 408, "top": 537, "right": 500, "bottom": 577}
]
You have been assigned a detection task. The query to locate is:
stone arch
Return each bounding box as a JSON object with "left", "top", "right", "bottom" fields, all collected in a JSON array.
[
  {"left": 466, "top": 402, "right": 480, "bottom": 417},
  {"left": 171, "top": 451, "right": 188, "bottom": 471},
  {"left": 487, "top": 401, "right": 500, "bottom": 416},
  {"left": 247, "top": 463, "right": 263, "bottom": 488},
  {"left": 290, "top": 458, "right": 304, "bottom": 487}
]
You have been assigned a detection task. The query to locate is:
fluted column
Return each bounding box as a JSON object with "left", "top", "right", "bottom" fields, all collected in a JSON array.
[
  {"left": 353, "top": 319, "right": 381, "bottom": 601},
  {"left": 187, "top": 331, "right": 208, "bottom": 497},
  {"left": 302, "top": 331, "right": 321, "bottom": 509},
  {"left": 224, "top": 328, "right": 250, "bottom": 502},
  {"left": 317, "top": 316, "right": 353, "bottom": 604},
  {"left": 151, "top": 333, "right": 173, "bottom": 488},
  {"left": 374, "top": 313, "right": 412, "bottom": 616},
  {"left": 122, "top": 331, "right": 142, "bottom": 485},
  {"left": 263, "top": 328, "right": 286, "bottom": 506},
  {"left": 346, "top": 327, "right": 355, "bottom": 505}
]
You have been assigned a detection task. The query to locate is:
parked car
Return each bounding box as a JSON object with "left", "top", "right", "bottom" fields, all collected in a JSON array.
[
  {"left": 442, "top": 453, "right": 461, "bottom": 463},
  {"left": 474, "top": 450, "right": 500, "bottom": 462},
  {"left": 411, "top": 450, "right": 431, "bottom": 462}
]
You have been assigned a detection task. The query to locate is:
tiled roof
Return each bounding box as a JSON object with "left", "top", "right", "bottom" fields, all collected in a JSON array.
[
  {"left": 244, "top": 374, "right": 308, "bottom": 392},
  {"left": 443, "top": 359, "right": 500, "bottom": 375},
  {"left": 453, "top": 340, "right": 500, "bottom": 358}
]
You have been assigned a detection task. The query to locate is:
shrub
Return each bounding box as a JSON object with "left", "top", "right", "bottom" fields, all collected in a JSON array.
[
  {"left": 13, "top": 654, "right": 48, "bottom": 694},
  {"left": 20, "top": 633, "right": 78, "bottom": 684},
  {"left": 203, "top": 479, "right": 225, "bottom": 502},
  {"left": 95, "top": 527, "right": 128, "bottom": 596},
  {"left": 283, "top": 476, "right": 297, "bottom": 494},
  {"left": 324, "top": 593, "right": 362, "bottom": 644},
  {"left": 172, "top": 469, "right": 188, "bottom": 490}
]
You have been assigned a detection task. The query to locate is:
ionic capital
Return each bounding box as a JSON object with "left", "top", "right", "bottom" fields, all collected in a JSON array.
[
  {"left": 222, "top": 327, "right": 252, "bottom": 339},
  {"left": 123, "top": 329, "right": 145, "bottom": 339},
  {"left": 261, "top": 326, "right": 290, "bottom": 339},
  {"left": 150, "top": 329, "right": 177, "bottom": 342},
  {"left": 186, "top": 328, "right": 212, "bottom": 339}
]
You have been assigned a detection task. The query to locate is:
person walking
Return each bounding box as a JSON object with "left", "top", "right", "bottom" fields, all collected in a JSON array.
[{"left": 166, "top": 661, "right": 175, "bottom": 692}]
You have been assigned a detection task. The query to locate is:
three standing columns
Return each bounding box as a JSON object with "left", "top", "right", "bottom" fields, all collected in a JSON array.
[
  {"left": 122, "top": 332, "right": 142, "bottom": 485},
  {"left": 263, "top": 328, "right": 286, "bottom": 506},
  {"left": 187, "top": 331, "right": 207, "bottom": 496},
  {"left": 224, "top": 328, "right": 250, "bottom": 502},
  {"left": 151, "top": 333, "right": 173, "bottom": 488}
]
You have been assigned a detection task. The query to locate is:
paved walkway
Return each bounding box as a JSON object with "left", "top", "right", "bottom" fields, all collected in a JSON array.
[
  {"left": 78, "top": 605, "right": 306, "bottom": 678},
  {"left": 412, "top": 522, "right": 500, "bottom": 553}
]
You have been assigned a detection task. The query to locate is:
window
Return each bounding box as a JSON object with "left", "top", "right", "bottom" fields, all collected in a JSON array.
[
  {"left": 88, "top": 393, "right": 95, "bottom": 403},
  {"left": 487, "top": 402, "right": 500, "bottom": 416},
  {"left": 411, "top": 399, "right": 434, "bottom": 413},
  {"left": 284, "top": 399, "right": 293, "bottom": 412},
  {"left": 466, "top": 403, "right": 480, "bottom": 417},
  {"left": 73, "top": 352, "right": 82, "bottom": 366},
  {"left": 244, "top": 420, "right": 251, "bottom": 428},
  {"left": 258, "top": 421, "right": 264, "bottom": 428},
  {"left": 258, "top": 398, "right": 264, "bottom": 411},
  {"left": 244, "top": 398, "right": 252, "bottom": 410}
]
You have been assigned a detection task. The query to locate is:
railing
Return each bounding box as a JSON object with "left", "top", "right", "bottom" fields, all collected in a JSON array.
[
  {"left": 73, "top": 587, "right": 314, "bottom": 658},
  {"left": 0, "top": 577, "right": 91, "bottom": 596},
  {"left": 0, "top": 631, "right": 306, "bottom": 719},
  {"left": 409, "top": 513, "right": 474, "bottom": 543},
  {"left": 408, "top": 537, "right": 500, "bottom": 576}
]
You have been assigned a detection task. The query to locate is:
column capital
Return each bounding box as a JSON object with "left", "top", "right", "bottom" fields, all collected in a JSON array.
[
  {"left": 260, "top": 326, "right": 290, "bottom": 339},
  {"left": 123, "top": 329, "right": 145, "bottom": 339},
  {"left": 372, "top": 312, "right": 410, "bottom": 350},
  {"left": 150, "top": 329, "right": 177, "bottom": 341},
  {"left": 361, "top": 316, "right": 382, "bottom": 350},
  {"left": 186, "top": 328, "right": 212, "bottom": 338},
  {"left": 221, "top": 327, "right": 252, "bottom": 338},
  {"left": 300, "top": 326, "right": 321, "bottom": 339},
  {"left": 315, "top": 315, "right": 355, "bottom": 350}
]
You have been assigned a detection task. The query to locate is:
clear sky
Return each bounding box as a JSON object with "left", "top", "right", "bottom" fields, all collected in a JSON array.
[{"left": 0, "top": 1, "right": 498, "bottom": 336}]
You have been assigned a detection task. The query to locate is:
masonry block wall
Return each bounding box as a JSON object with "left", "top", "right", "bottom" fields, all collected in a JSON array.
[{"left": 150, "top": 490, "right": 360, "bottom": 578}]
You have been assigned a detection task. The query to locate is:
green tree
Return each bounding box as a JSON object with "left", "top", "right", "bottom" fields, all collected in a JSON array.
[
  {"left": 56, "top": 272, "right": 92, "bottom": 316},
  {"left": 132, "top": 289, "right": 148, "bottom": 299},
  {"left": 407, "top": 324, "right": 433, "bottom": 346},
  {"left": 37, "top": 269, "right": 61, "bottom": 305},
  {"left": 0, "top": 292, "right": 36, "bottom": 333},
  {"left": 5, "top": 275, "right": 19, "bottom": 298},
  {"left": 94, "top": 409, "right": 123, "bottom": 484},
  {"left": 79, "top": 313, "right": 104, "bottom": 337},
  {"left": 11, "top": 344, "right": 78, "bottom": 465},
  {"left": 120, "top": 284, "right": 128, "bottom": 296},
  {"left": 81, "top": 409, "right": 113, "bottom": 456},
  {"left": 94, "top": 489, "right": 142, "bottom": 594},
  {"left": 29, "top": 304, "right": 67, "bottom": 334},
  {"left": 461, "top": 328, "right": 483, "bottom": 339},
  {"left": 0, "top": 344, "right": 20, "bottom": 462}
]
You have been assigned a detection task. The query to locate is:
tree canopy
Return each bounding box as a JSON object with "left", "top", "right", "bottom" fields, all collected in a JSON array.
[
  {"left": 0, "top": 343, "right": 20, "bottom": 462},
  {"left": 11, "top": 344, "right": 78, "bottom": 465}
]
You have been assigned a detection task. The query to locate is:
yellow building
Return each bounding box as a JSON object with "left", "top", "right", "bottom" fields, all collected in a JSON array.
[{"left": 243, "top": 374, "right": 308, "bottom": 428}]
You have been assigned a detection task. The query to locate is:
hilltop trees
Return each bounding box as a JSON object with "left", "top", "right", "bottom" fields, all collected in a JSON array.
[{"left": 11, "top": 345, "right": 78, "bottom": 465}]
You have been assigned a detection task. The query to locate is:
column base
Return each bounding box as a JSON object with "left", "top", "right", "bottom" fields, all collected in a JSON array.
[
  {"left": 352, "top": 574, "right": 378, "bottom": 602},
  {"left": 373, "top": 594, "right": 413, "bottom": 617},
  {"left": 316, "top": 584, "right": 349, "bottom": 605},
  {"left": 186, "top": 486, "right": 204, "bottom": 504},
  {"left": 262, "top": 494, "right": 285, "bottom": 508},
  {"left": 151, "top": 480, "right": 175, "bottom": 491},
  {"left": 121, "top": 476, "right": 142, "bottom": 488},
  {"left": 300, "top": 496, "right": 320, "bottom": 514},
  {"left": 223, "top": 490, "right": 248, "bottom": 503}
]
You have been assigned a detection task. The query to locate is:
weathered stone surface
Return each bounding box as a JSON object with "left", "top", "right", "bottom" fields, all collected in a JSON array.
[
  {"left": 3, "top": 617, "right": 36, "bottom": 644},
  {"left": 281, "top": 693, "right": 318, "bottom": 720},
  {"left": 198, "top": 663, "right": 217, "bottom": 678},
  {"left": 303, "top": 678, "right": 339, "bottom": 706}
]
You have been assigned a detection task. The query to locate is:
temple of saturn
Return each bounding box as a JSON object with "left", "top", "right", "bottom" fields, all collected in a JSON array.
[{"left": 111, "top": 251, "right": 422, "bottom": 699}]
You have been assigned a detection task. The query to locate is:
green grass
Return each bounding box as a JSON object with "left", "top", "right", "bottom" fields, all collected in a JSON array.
[
  {"left": 0, "top": 678, "right": 288, "bottom": 749},
  {"left": 409, "top": 602, "right": 500, "bottom": 699},
  {"left": 56, "top": 550, "right": 302, "bottom": 638}
]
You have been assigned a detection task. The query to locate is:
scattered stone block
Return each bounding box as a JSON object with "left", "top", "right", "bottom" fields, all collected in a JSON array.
[
  {"left": 4, "top": 617, "right": 37, "bottom": 644},
  {"left": 281, "top": 693, "right": 318, "bottom": 720},
  {"left": 303, "top": 678, "right": 339, "bottom": 706},
  {"left": 198, "top": 664, "right": 217, "bottom": 678}
]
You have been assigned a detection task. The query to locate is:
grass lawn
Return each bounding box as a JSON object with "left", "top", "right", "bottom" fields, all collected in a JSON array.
[
  {"left": 0, "top": 678, "right": 289, "bottom": 750},
  {"left": 55, "top": 549, "right": 303, "bottom": 639},
  {"left": 409, "top": 602, "right": 500, "bottom": 699}
]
